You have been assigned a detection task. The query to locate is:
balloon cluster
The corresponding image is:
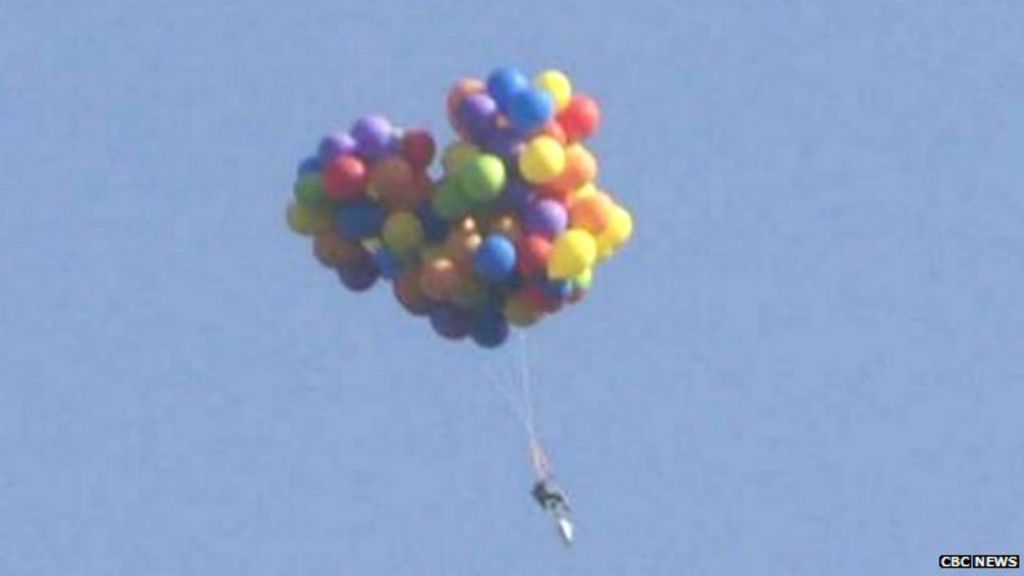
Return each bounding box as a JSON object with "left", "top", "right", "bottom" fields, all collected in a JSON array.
[{"left": 286, "top": 67, "right": 633, "bottom": 348}]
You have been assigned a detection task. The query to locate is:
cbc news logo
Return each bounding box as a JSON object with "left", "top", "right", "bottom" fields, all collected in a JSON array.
[{"left": 939, "top": 555, "right": 1020, "bottom": 570}]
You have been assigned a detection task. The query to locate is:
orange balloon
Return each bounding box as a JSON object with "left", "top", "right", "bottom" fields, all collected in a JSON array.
[
  {"left": 313, "top": 232, "right": 365, "bottom": 268},
  {"left": 420, "top": 257, "right": 461, "bottom": 300},
  {"left": 447, "top": 78, "right": 485, "bottom": 136},
  {"left": 540, "top": 121, "right": 567, "bottom": 145},
  {"left": 489, "top": 212, "right": 522, "bottom": 241},
  {"left": 547, "top": 144, "right": 597, "bottom": 194},
  {"left": 569, "top": 191, "right": 614, "bottom": 235},
  {"left": 444, "top": 217, "right": 482, "bottom": 264},
  {"left": 370, "top": 157, "right": 414, "bottom": 204},
  {"left": 394, "top": 271, "right": 431, "bottom": 315}
]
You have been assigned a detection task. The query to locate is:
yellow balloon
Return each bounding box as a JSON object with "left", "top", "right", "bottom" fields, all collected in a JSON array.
[
  {"left": 442, "top": 141, "right": 479, "bottom": 176},
  {"left": 286, "top": 202, "right": 332, "bottom": 236},
  {"left": 382, "top": 211, "right": 424, "bottom": 255},
  {"left": 534, "top": 70, "right": 572, "bottom": 112},
  {"left": 547, "top": 228, "right": 597, "bottom": 279},
  {"left": 504, "top": 295, "right": 542, "bottom": 327},
  {"left": 519, "top": 136, "right": 566, "bottom": 185},
  {"left": 597, "top": 204, "right": 634, "bottom": 259}
]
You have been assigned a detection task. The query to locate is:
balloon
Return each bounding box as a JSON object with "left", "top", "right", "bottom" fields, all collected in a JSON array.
[
  {"left": 518, "top": 136, "right": 565, "bottom": 184},
  {"left": 369, "top": 157, "right": 414, "bottom": 202},
  {"left": 429, "top": 303, "right": 472, "bottom": 340},
  {"left": 382, "top": 211, "right": 424, "bottom": 255},
  {"left": 522, "top": 198, "right": 568, "bottom": 239},
  {"left": 504, "top": 293, "right": 542, "bottom": 327},
  {"left": 495, "top": 178, "right": 534, "bottom": 212},
  {"left": 451, "top": 273, "right": 488, "bottom": 308},
  {"left": 323, "top": 155, "right": 368, "bottom": 202},
  {"left": 444, "top": 217, "right": 482, "bottom": 264},
  {"left": 297, "top": 155, "right": 321, "bottom": 177},
  {"left": 373, "top": 247, "right": 403, "bottom": 280},
  {"left": 507, "top": 88, "right": 555, "bottom": 134},
  {"left": 572, "top": 267, "right": 594, "bottom": 290},
  {"left": 596, "top": 203, "right": 633, "bottom": 258},
  {"left": 484, "top": 128, "right": 524, "bottom": 161},
  {"left": 350, "top": 115, "right": 395, "bottom": 159},
  {"left": 487, "top": 67, "right": 529, "bottom": 111},
  {"left": 471, "top": 305, "right": 510, "bottom": 348},
  {"left": 401, "top": 129, "right": 436, "bottom": 171},
  {"left": 394, "top": 272, "right": 431, "bottom": 315},
  {"left": 569, "top": 191, "right": 613, "bottom": 235},
  {"left": 338, "top": 255, "right": 379, "bottom": 292},
  {"left": 318, "top": 132, "right": 358, "bottom": 164},
  {"left": 286, "top": 202, "right": 332, "bottom": 236},
  {"left": 548, "top": 144, "right": 597, "bottom": 193},
  {"left": 442, "top": 141, "right": 479, "bottom": 175},
  {"left": 521, "top": 284, "right": 561, "bottom": 314},
  {"left": 557, "top": 95, "right": 601, "bottom": 142},
  {"left": 489, "top": 213, "right": 521, "bottom": 241},
  {"left": 334, "top": 201, "right": 385, "bottom": 240},
  {"left": 431, "top": 179, "right": 472, "bottom": 221},
  {"left": 543, "top": 278, "right": 573, "bottom": 301},
  {"left": 458, "top": 93, "right": 500, "bottom": 143},
  {"left": 547, "top": 228, "right": 597, "bottom": 279},
  {"left": 447, "top": 78, "right": 485, "bottom": 134},
  {"left": 456, "top": 153, "right": 506, "bottom": 203},
  {"left": 420, "top": 257, "right": 461, "bottom": 300},
  {"left": 416, "top": 202, "right": 449, "bottom": 241},
  {"left": 534, "top": 70, "right": 572, "bottom": 112},
  {"left": 540, "top": 121, "right": 567, "bottom": 145},
  {"left": 516, "top": 234, "right": 552, "bottom": 277},
  {"left": 473, "top": 234, "right": 517, "bottom": 283},
  {"left": 294, "top": 172, "right": 326, "bottom": 207},
  {"left": 314, "top": 232, "right": 366, "bottom": 268}
]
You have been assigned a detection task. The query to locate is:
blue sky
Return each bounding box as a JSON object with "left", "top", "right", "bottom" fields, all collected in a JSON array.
[{"left": 2, "top": 1, "right": 1022, "bottom": 574}]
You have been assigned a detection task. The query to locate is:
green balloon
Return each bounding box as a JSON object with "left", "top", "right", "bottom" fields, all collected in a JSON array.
[
  {"left": 294, "top": 173, "right": 326, "bottom": 207},
  {"left": 456, "top": 153, "right": 506, "bottom": 204},
  {"left": 431, "top": 179, "right": 471, "bottom": 221}
]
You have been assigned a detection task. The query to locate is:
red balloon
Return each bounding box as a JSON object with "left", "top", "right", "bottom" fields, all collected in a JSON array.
[
  {"left": 323, "top": 154, "right": 368, "bottom": 202},
  {"left": 557, "top": 95, "right": 601, "bottom": 142},
  {"left": 521, "top": 285, "right": 562, "bottom": 314},
  {"left": 402, "top": 129, "right": 436, "bottom": 172},
  {"left": 517, "top": 234, "right": 552, "bottom": 277}
]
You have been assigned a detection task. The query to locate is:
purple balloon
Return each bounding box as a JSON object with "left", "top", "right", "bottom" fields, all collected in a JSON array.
[
  {"left": 522, "top": 198, "right": 568, "bottom": 239},
  {"left": 429, "top": 304, "right": 472, "bottom": 340},
  {"left": 495, "top": 178, "right": 535, "bottom": 212},
  {"left": 337, "top": 255, "right": 379, "bottom": 292},
  {"left": 484, "top": 128, "right": 524, "bottom": 161},
  {"left": 318, "top": 132, "right": 358, "bottom": 164},
  {"left": 350, "top": 115, "right": 394, "bottom": 160},
  {"left": 457, "top": 93, "right": 499, "bottom": 144}
]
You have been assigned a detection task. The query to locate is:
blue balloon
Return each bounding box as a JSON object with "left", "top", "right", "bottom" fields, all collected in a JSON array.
[
  {"left": 471, "top": 305, "right": 510, "bottom": 348},
  {"left": 372, "top": 247, "right": 403, "bottom": 280},
  {"left": 486, "top": 67, "right": 529, "bottom": 111},
  {"left": 296, "top": 155, "right": 322, "bottom": 177},
  {"left": 543, "top": 278, "right": 573, "bottom": 301},
  {"left": 334, "top": 202, "right": 385, "bottom": 240},
  {"left": 473, "top": 235, "right": 517, "bottom": 283},
  {"left": 507, "top": 88, "right": 555, "bottom": 134},
  {"left": 415, "top": 202, "right": 449, "bottom": 242}
]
